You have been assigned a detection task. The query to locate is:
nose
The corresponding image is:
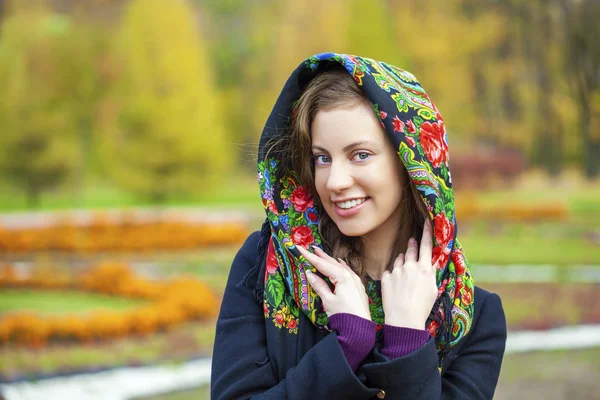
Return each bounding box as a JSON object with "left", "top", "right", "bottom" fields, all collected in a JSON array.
[{"left": 325, "top": 160, "right": 354, "bottom": 193}]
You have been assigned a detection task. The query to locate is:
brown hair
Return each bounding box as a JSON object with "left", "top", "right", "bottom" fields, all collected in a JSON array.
[{"left": 266, "top": 67, "right": 429, "bottom": 280}]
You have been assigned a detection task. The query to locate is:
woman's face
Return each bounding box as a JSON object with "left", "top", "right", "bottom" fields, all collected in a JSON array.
[{"left": 311, "top": 101, "right": 406, "bottom": 238}]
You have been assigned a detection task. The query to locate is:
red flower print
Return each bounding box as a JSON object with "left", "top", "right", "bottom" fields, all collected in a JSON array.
[
  {"left": 393, "top": 115, "right": 405, "bottom": 133},
  {"left": 452, "top": 248, "right": 466, "bottom": 276},
  {"left": 290, "top": 186, "right": 314, "bottom": 212},
  {"left": 456, "top": 276, "right": 464, "bottom": 294},
  {"left": 438, "top": 278, "right": 449, "bottom": 296},
  {"left": 462, "top": 288, "right": 472, "bottom": 306},
  {"left": 291, "top": 225, "right": 314, "bottom": 248},
  {"left": 307, "top": 210, "right": 318, "bottom": 223},
  {"left": 275, "top": 313, "right": 284, "bottom": 326},
  {"left": 406, "top": 120, "right": 416, "bottom": 133},
  {"left": 287, "top": 319, "right": 297, "bottom": 329},
  {"left": 266, "top": 241, "right": 279, "bottom": 275},
  {"left": 380, "top": 111, "right": 387, "bottom": 119},
  {"left": 406, "top": 136, "right": 416, "bottom": 147},
  {"left": 419, "top": 120, "right": 448, "bottom": 168},
  {"left": 268, "top": 201, "right": 278, "bottom": 215},
  {"left": 434, "top": 212, "right": 454, "bottom": 251},
  {"left": 263, "top": 303, "right": 269, "bottom": 315},
  {"left": 428, "top": 319, "right": 439, "bottom": 337},
  {"left": 433, "top": 245, "right": 449, "bottom": 271}
]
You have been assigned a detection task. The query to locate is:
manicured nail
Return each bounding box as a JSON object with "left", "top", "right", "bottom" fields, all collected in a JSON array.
[{"left": 409, "top": 237, "right": 416, "bottom": 244}]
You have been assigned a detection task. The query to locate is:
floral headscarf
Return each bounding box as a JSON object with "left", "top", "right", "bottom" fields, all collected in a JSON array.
[{"left": 257, "top": 53, "right": 474, "bottom": 358}]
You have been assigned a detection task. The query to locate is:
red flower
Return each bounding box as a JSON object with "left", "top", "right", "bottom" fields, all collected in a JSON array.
[
  {"left": 266, "top": 241, "right": 279, "bottom": 275},
  {"left": 419, "top": 120, "right": 448, "bottom": 168},
  {"left": 287, "top": 319, "right": 297, "bottom": 329},
  {"left": 406, "top": 136, "right": 416, "bottom": 147},
  {"left": 380, "top": 111, "right": 387, "bottom": 120},
  {"left": 428, "top": 319, "right": 440, "bottom": 337},
  {"left": 263, "top": 303, "right": 268, "bottom": 315},
  {"left": 432, "top": 245, "right": 449, "bottom": 271},
  {"left": 393, "top": 115, "right": 405, "bottom": 133},
  {"left": 456, "top": 276, "right": 464, "bottom": 294},
  {"left": 291, "top": 225, "right": 314, "bottom": 248},
  {"left": 406, "top": 120, "right": 416, "bottom": 133},
  {"left": 275, "top": 313, "right": 284, "bottom": 326},
  {"left": 452, "top": 248, "right": 466, "bottom": 276},
  {"left": 434, "top": 212, "right": 454, "bottom": 251},
  {"left": 462, "top": 289, "right": 472, "bottom": 306},
  {"left": 438, "top": 278, "right": 449, "bottom": 296},
  {"left": 268, "top": 201, "right": 278, "bottom": 215},
  {"left": 307, "top": 211, "right": 318, "bottom": 223},
  {"left": 290, "top": 186, "right": 314, "bottom": 212}
]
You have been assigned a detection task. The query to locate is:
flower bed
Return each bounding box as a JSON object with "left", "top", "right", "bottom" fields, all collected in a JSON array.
[
  {"left": 455, "top": 200, "right": 569, "bottom": 222},
  {"left": 0, "top": 213, "right": 249, "bottom": 253},
  {"left": 0, "top": 263, "right": 219, "bottom": 348}
]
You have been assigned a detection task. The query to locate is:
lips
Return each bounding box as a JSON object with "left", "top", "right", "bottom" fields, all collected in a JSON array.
[
  {"left": 333, "top": 197, "right": 369, "bottom": 209},
  {"left": 333, "top": 197, "right": 370, "bottom": 217}
]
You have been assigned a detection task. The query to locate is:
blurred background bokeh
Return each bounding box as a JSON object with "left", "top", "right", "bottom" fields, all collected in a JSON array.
[{"left": 0, "top": 0, "right": 598, "bottom": 399}]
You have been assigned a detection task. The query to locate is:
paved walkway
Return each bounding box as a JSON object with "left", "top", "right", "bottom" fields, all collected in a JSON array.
[{"left": 2, "top": 325, "right": 600, "bottom": 400}]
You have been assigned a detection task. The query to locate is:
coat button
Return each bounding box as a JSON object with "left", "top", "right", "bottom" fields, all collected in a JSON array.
[{"left": 376, "top": 389, "right": 386, "bottom": 399}]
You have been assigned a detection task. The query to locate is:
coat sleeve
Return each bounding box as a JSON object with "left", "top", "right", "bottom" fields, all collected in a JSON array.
[
  {"left": 357, "top": 292, "right": 507, "bottom": 400},
  {"left": 210, "top": 232, "right": 382, "bottom": 400}
]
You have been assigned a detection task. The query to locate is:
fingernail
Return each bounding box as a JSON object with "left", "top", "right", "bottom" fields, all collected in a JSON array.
[
  {"left": 409, "top": 237, "right": 416, "bottom": 244},
  {"left": 306, "top": 270, "right": 315, "bottom": 283}
]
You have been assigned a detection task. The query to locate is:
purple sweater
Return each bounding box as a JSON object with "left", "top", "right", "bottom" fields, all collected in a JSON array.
[{"left": 328, "top": 313, "right": 430, "bottom": 372}]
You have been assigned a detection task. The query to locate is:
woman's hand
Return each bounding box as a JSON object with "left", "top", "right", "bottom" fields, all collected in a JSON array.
[
  {"left": 381, "top": 219, "right": 438, "bottom": 329},
  {"left": 297, "top": 245, "right": 371, "bottom": 320}
]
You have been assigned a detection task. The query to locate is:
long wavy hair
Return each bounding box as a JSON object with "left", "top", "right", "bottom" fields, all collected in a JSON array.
[{"left": 265, "top": 67, "right": 429, "bottom": 280}]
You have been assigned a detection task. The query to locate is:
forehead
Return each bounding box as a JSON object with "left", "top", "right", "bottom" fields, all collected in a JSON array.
[{"left": 311, "top": 104, "right": 387, "bottom": 150}]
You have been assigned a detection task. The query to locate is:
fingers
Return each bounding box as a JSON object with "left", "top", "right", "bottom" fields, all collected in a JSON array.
[
  {"left": 313, "top": 246, "right": 337, "bottom": 265},
  {"left": 296, "top": 245, "right": 338, "bottom": 278},
  {"left": 313, "top": 247, "right": 353, "bottom": 276},
  {"left": 419, "top": 219, "right": 433, "bottom": 266},
  {"left": 305, "top": 270, "right": 333, "bottom": 303},
  {"left": 336, "top": 257, "right": 354, "bottom": 275},
  {"left": 405, "top": 237, "right": 418, "bottom": 263}
]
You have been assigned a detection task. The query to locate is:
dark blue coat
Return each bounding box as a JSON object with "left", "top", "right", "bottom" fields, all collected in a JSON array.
[{"left": 211, "top": 232, "right": 507, "bottom": 399}]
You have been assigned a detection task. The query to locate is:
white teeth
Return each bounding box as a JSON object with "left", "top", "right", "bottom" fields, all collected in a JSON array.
[{"left": 336, "top": 198, "right": 367, "bottom": 209}]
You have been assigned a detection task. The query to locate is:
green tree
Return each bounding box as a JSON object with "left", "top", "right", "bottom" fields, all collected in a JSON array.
[
  {"left": 0, "top": 7, "right": 79, "bottom": 208},
  {"left": 101, "top": 0, "right": 229, "bottom": 203}
]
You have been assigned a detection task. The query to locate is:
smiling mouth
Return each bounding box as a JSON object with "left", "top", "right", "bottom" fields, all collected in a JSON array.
[{"left": 334, "top": 197, "right": 369, "bottom": 210}]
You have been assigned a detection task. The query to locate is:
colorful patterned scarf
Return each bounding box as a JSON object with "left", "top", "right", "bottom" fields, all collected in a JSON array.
[{"left": 256, "top": 53, "right": 474, "bottom": 359}]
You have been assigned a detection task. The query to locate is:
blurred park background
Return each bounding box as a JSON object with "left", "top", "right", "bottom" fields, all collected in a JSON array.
[{"left": 0, "top": 0, "right": 598, "bottom": 399}]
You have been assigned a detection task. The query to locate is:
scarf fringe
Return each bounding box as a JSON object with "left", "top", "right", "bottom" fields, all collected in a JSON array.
[{"left": 430, "top": 291, "right": 454, "bottom": 361}]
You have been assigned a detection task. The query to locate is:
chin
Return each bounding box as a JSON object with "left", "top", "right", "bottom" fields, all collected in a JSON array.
[{"left": 334, "top": 220, "right": 373, "bottom": 237}]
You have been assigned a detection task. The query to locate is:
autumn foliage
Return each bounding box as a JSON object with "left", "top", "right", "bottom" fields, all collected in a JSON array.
[
  {"left": 0, "top": 213, "right": 249, "bottom": 253},
  {"left": 0, "top": 262, "right": 219, "bottom": 348}
]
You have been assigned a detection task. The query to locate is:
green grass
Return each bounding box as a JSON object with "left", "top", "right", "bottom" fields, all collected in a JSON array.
[
  {"left": 460, "top": 234, "right": 600, "bottom": 266},
  {"left": 136, "top": 386, "right": 210, "bottom": 400},
  {"left": 0, "top": 175, "right": 262, "bottom": 213},
  {"left": 0, "top": 320, "right": 216, "bottom": 380},
  {"left": 0, "top": 289, "right": 147, "bottom": 315}
]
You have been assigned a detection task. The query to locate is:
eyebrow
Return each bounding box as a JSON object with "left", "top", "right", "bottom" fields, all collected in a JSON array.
[{"left": 312, "top": 140, "right": 376, "bottom": 153}]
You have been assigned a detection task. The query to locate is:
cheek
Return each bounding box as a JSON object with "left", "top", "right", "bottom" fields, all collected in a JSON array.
[{"left": 313, "top": 171, "right": 328, "bottom": 203}]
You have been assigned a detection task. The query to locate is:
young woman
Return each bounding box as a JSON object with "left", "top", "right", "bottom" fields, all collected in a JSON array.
[{"left": 211, "top": 53, "right": 507, "bottom": 399}]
